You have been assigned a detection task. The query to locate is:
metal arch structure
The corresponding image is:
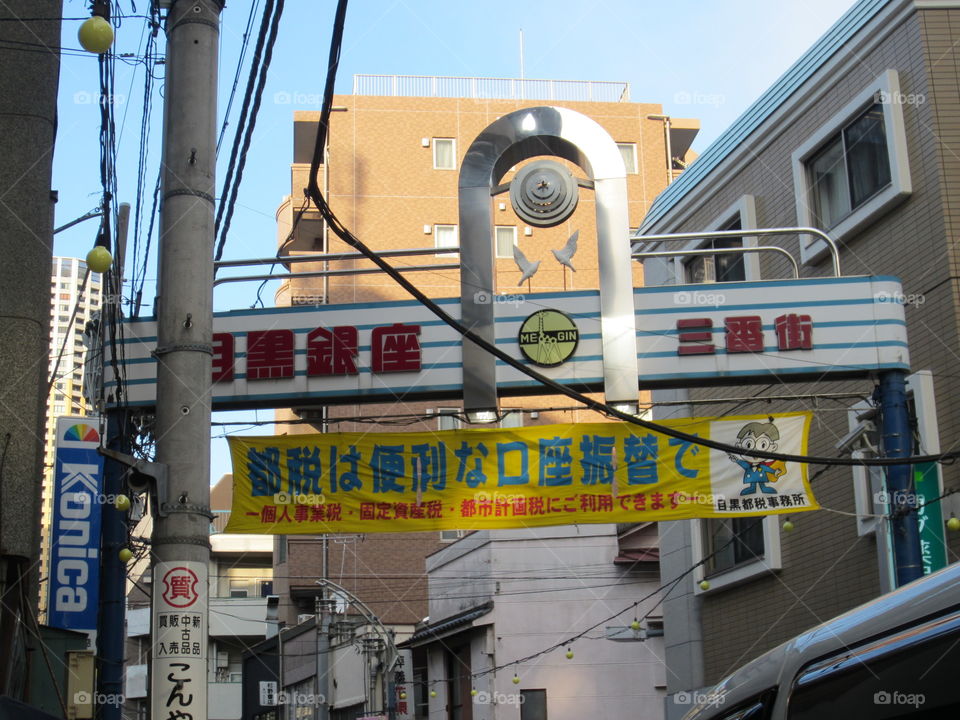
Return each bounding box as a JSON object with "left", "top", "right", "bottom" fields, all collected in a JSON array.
[{"left": 458, "top": 106, "right": 639, "bottom": 416}]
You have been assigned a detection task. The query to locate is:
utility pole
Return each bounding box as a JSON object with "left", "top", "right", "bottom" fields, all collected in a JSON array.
[
  {"left": 0, "top": 0, "right": 61, "bottom": 701},
  {"left": 150, "top": 2, "right": 222, "bottom": 719},
  {"left": 879, "top": 370, "right": 924, "bottom": 586}
]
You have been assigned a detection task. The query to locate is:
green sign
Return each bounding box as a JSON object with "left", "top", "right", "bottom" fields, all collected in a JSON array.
[
  {"left": 914, "top": 462, "right": 947, "bottom": 575},
  {"left": 517, "top": 309, "right": 579, "bottom": 367}
]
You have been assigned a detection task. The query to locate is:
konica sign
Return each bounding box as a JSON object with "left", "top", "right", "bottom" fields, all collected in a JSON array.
[{"left": 47, "top": 416, "right": 104, "bottom": 644}]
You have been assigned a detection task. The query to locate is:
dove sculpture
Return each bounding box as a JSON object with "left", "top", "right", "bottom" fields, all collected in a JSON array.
[
  {"left": 551, "top": 230, "right": 579, "bottom": 272},
  {"left": 512, "top": 245, "right": 541, "bottom": 285}
]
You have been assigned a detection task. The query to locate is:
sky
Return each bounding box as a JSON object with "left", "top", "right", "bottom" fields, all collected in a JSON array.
[{"left": 51, "top": 0, "right": 859, "bottom": 480}]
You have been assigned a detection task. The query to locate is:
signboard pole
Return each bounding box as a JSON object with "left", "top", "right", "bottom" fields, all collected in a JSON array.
[
  {"left": 96, "top": 409, "right": 130, "bottom": 719},
  {"left": 879, "top": 370, "right": 924, "bottom": 586},
  {"left": 150, "top": 2, "right": 222, "bottom": 719}
]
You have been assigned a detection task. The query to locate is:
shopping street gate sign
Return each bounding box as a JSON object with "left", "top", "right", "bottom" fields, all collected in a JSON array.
[{"left": 105, "top": 275, "right": 909, "bottom": 411}]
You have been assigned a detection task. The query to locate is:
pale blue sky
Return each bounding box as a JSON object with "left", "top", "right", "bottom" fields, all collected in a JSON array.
[{"left": 50, "top": 0, "right": 858, "bottom": 479}]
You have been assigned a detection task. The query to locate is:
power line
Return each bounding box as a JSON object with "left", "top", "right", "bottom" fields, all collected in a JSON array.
[
  {"left": 217, "top": 0, "right": 261, "bottom": 155},
  {"left": 214, "top": 0, "right": 284, "bottom": 262},
  {"left": 302, "top": 1, "right": 960, "bottom": 471}
]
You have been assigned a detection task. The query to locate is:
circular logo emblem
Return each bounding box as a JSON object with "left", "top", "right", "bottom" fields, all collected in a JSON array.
[
  {"left": 518, "top": 310, "right": 579, "bottom": 367},
  {"left": 161, "top": 567, "right": 200, "bottom": 608}
]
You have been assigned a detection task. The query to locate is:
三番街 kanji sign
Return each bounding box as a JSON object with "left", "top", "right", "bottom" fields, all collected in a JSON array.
[{"left": 224, "top": 413, "right": 816, "bottom": 534}]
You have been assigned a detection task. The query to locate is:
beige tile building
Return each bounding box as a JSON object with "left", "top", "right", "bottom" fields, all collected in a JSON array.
[{"left": 268, "top": 79, "right": 698, "bottom": 631}]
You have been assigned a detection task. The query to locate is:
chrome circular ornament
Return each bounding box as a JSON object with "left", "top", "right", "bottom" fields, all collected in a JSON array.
[{"left": 509, "top": 160, "right": 579, "bottom": 227}]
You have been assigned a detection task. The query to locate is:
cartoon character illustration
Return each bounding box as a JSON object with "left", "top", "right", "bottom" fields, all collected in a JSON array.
[{"left": 727, "top": 418, "right": 787, "bottom": 495}]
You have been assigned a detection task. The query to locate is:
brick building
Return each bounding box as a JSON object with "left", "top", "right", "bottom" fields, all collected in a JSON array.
[
  {"left": 633, "top": 1, "right": 960, "bottom": 715},
  {"left": 268, "top": 77, "right": 699, "bottom": 636}
]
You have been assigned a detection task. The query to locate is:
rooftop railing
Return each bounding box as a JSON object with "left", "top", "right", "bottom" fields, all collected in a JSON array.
[{"left": 352, "top": 74, "right": 630, "bottom": 103}]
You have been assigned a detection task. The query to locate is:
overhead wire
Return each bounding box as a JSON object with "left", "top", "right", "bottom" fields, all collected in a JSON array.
[
  {"left": 217, "top": 0, "right": 261, "bottom": 155},
  {"left": 304, "top": 0, "right": 958, "bottom": 470},
  {"left": 214, "top": 0, "right": 284, "bottom": 262}
]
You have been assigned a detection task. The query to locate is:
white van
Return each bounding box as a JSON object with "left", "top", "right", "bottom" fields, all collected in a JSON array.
[{"left": 681, "top": 562, "right": 960, "bottom": 719}]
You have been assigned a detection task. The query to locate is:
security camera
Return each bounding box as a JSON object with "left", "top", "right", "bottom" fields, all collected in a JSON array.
[{"left": 835, "top": 421, "right": 877, "bottom": 454}]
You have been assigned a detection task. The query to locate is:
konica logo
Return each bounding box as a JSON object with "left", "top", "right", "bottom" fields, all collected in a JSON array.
[{"left": 47, "top": 418, "right": 104, "bottom": 637}]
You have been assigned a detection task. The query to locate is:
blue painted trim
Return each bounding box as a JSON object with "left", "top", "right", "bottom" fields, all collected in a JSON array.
[
  {"left": 636, "top": 340, "right": 909, "bottom": 358},
  {"left": 637, "top": 298, "right": 877, "bottom": 314}
]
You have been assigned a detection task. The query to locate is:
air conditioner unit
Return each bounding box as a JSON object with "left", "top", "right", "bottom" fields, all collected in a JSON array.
[{"left": 297, "top": 614, "right": 314, "bottom": 625}]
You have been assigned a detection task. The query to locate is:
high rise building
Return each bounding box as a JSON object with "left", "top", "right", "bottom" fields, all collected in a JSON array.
[{"left": 39, "top": 256, "right": 102, "bottom": 617}]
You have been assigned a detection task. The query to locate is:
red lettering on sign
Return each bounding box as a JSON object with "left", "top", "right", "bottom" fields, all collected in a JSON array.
[
  {"left": 371, "top": 323, "right": 422, "bottom": 373},
  {"left": 676, "top": 318, "right": 715, "bottom": 355},
  {"left": 307, "top": 326, "right": 358, "bottom": 376},
  {"left": 161, "top": 567, "right": 200, "bottom": 609},
  {"left": 212, "top": 333, "right": 235, "bottom": 383},
  {"left": 246, "top": 329, "right": 295, "bottom": 380},
  {"left": 724, "top": 315, "right": 764, "bottom": 353},
  {"left": 775, "top": 313, "right": 813, "bottom": 350}
]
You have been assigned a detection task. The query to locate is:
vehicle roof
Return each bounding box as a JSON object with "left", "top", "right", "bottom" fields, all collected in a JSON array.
[{"left": 683, "top": 562, "right": 960, "bottom": 719}]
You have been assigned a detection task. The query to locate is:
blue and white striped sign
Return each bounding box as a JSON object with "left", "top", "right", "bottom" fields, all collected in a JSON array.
[{"left": 106, "top": 276, "right": 909, "bottom": 410}]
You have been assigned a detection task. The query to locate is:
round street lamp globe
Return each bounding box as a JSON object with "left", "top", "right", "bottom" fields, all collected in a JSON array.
[
  {"left": 947, "top": 516, "right": 960, "bottom": 532},
  {"left": 114, "top": 494, "right": 131, "bottom": 511},
  {"left": 118, "top": 548, "right": 133, "bottom": 563},
  {"left": 78, "top": 16, "right": 114, "bottom": 54},
  {"left": 86, "top": 245, "right": 113, "bottom": 274}
]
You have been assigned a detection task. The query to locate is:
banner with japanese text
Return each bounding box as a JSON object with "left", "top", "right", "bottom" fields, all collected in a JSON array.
[{"left": 225, "top": 412, "right": 816, "bottom": 534}]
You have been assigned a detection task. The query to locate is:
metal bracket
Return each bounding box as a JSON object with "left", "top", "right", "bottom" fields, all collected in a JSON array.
[{"left": 98, "top": 448, "right": 171, "bottom": 518}]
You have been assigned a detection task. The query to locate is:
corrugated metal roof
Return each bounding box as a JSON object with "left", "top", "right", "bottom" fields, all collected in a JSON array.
[{"left": 639, "top": 0, "right": 890, "bottom": 233}]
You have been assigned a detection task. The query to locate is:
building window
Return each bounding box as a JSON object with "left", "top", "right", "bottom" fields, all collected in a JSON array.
[
  {"left": 691, "top": 514, "right": 781, "bottom": 592},
  {"left": 435, "top": 224, "right": 458, "bottom": 258},
  {"left": 702, "top": 517, "right": 765, "bottom": 576},
  {"left": 277, "top": 535, "right": 287, "bottom": 564},
  {"left": 499, "top": 409, "right": 523, "bottom": 429},
  {"left": 807, "top": 104, "right": 890, "bottom": 229},
  {"left": 672, "top": 196, "right": 760, "bottom": 284},
  {"left": 440, "top": 529, "right": 468, "bottom": 542},
  {"left": 229, "top": 580, "right": 249, "bottom": 598},
  {"left": 495, "top": 226, "right": 517, "bottom": 259},
  {"left": 617, "top": 143, "right": 638, "bottom": 174},
  {"left": 520, "top": 689, "right": 547, "bottom": 720},
  {"left": 433, "top": 138, "right": 456, "bottom": 170},
  {"left": 684, "top": 218, "right": 745, "bottom": 283},
  {"left": 792, "top": 69, "right": 911, "bottom": 264},
  {"left": 436, "top": 407, "right": 461, "bottom": 432}
]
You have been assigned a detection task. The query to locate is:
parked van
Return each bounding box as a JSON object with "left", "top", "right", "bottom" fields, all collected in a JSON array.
[{"left": 681, "top": 562, "right": 960, "bottom": 719}]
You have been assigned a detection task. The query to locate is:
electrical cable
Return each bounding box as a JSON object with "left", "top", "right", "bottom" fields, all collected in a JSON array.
[
  {"left": 217, "top": 0, "right": 261, "bottom": 155},
  {"left": 305, "top": 0, "right": 959, "bottom": 470},
  {"left": 214, "top": 0, "right": 284, "bottom": 262}
]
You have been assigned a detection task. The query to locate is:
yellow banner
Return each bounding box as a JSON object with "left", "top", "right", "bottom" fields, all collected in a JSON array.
[{"left": 224, "top": 412, "right": 816, "bottom": 534}]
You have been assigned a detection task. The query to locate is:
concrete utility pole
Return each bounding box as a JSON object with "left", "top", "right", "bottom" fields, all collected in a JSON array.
[
  {"left": 150, "top": 2, "right": 222, "bottom": 719},
  {"left": 0, "top": 0, "right": 61, "bottom": 700}
]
